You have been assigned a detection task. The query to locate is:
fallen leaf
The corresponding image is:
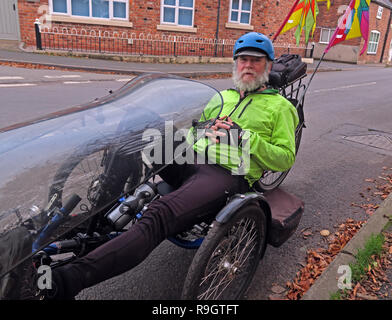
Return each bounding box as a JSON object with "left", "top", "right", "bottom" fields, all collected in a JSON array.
[
  {"left": 302, "top": 230, "right": 313, "bottom": 238},
  {"left": 286, "top": 219, "right": 367, "bottom": 300},
  {"left": 353, "top": 283, "right": 361, "bottom": 297},
  {"left": 356, "top": 292, "right": 378, "bottom": 300},
  {"left": 271, "top": 285, "right": 286, "bottom": 294},
  {"left": 320, "top": 230, "right": 330, "bottom": 237},
  {"left": 366, "top": 209, "right": 374, "bottom": 215}
]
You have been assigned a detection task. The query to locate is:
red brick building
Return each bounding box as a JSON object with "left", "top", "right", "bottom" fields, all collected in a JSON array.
[
  {"left": 313, "top": 0, "right": 392, "bottom": 63},
  {"left": 2, "top": 0, "right": 391, "bottom": 63}
]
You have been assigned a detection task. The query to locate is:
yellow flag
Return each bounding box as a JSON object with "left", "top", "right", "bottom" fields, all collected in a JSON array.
[
  {"left": 317, "top": 0, "right": 331, "bottom": 10},
  {"left": 281, "top": 1, "right": 305, "bottom": 34}
]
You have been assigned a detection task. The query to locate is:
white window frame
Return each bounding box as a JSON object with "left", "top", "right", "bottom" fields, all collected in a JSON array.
[
  {"left": 229, "top": 0, "right": 253, "bottom": 25},
  {"left": 367, "top": 30, "right": 380, "bottom": 54},
  {"left": 160, "top": 0, "right": 195, "bottom": 27},
  {"left": 376, "top": 6, "right": 383, "bottom": 19},
  {"left": 319, "top": 27, "right": 334, "bottom": 44},
  {"left": 49, "top": 0, "right": 129, "bottom": 21}
]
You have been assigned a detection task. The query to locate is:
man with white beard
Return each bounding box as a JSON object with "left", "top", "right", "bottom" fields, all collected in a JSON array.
[
  {"left": 33, "top": 32, "right": 300, "bottom": 300},
  {"left": 232, "top": 49, "right": 272, "bottom": 94},
  {"left": 195, "top": 32, "right": 300, "bottom": 184}
]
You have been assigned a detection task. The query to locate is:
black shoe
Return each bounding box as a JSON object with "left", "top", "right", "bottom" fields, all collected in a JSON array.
[
  {"left": 23, "top": 261, "right": 74, "bottom": 300},
  {"left": 0, "top": 259, "right": 52, "bottom": 300}
]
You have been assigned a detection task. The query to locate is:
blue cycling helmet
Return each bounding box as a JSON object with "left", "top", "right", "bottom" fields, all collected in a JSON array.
[{"left": 233, "top": 32, "right": 274, "bottom": 61}]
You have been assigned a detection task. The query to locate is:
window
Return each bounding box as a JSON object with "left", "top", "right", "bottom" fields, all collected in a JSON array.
[
  {"left": 376, "top": 6, "right": 383, "bottom": 19},
  {"left": 50, "top": 0, "right": 128, "bottom": 20},
  {"left": 319, "top": 28, "right": 333, "bottom": 44},
  {"left": 229, "top": 0, "right": 252, "bottom": 24},
  {"left": 161, "top": 0, "right": 194, "bottom": 27},
  {"left": 367, "top": 31, "right": 380, "bottom": 54}
]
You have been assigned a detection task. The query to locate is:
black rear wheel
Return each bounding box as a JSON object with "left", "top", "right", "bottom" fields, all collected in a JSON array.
[{"left": 255, "top": 125, "right": 303, "bottom": 192}]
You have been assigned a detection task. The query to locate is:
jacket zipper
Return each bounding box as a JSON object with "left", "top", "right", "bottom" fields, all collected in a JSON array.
[
  {"left": 228, "top": 93, "right": 253, "bottom": 120},
  {"left": 203, "top": 89, "right": 274, "bottom": 162},
  {"left": 228, "top": 96, "right": 245, "bottom": 118},
  {"left": 238, "top": 99, "right": 252, "bottom": 118},
  {"left": 205, "top": 95, "right": 245, "bottom": 158},
  {"left": 229, "top": 87, "right": 276, "bottom": 119}
]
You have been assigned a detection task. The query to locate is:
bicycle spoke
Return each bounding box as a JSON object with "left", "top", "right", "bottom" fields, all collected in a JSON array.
[
  {"left": 201, "top": 273, "right": 233, "bottom": 300},
  {"left": 197, "top": 217, "right": 260, "bottom": 300},
  {"left": 199, "top": 268, "right": 232, "bottom": 300}
]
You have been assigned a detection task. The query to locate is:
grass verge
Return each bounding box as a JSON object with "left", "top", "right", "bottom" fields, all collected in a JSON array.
[{"left": 330, "top": 233, "right": 385, "bottom": 300}]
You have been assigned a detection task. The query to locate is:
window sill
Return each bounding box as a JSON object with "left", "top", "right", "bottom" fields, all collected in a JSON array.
[
  {"left": 50, "top": 15, "right": 133, "bottom": 28},
  {"left": 225, "top": 23, "right": 254, "bottom": 31},
  {"left": 156, "top": 24, "right": 197, "bottom": 33}
]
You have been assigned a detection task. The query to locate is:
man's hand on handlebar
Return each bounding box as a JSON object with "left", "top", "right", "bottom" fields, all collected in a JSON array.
[
  {"left": 205, "top": 116, "right": 233, "bottom": 143},
  {"left": 205, "top": 116, "right": 244, "bottom": 145}
]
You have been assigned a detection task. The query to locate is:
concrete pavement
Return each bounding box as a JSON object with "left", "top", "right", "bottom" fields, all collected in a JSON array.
[
  {"left": 0, "top": 46, "right": 233, "bottom": 78},
  {"left": 1, "top": 40, "right": 391, "bottom": 300}
]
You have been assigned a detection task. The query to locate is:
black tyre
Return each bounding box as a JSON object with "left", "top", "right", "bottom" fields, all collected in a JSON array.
[
  {"left": 47, "top": 145, "right": 142, "bottom": 238},
  {"left": 49, "top": 146, "right": 142, "bottom": 212},
  {"left": 255, "top": 125, "right": 303, "bottom": 192},
  {"left": 49, "top": 147, "right": 107, "bottom": 210},
  {"left": 181, "top": 203, "right": 267, "bottom": 300}
]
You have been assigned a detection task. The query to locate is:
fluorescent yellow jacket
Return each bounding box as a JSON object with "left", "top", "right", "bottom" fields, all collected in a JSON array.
[{"left": 191, "top": 88, "right": 299, "bottom": 187}]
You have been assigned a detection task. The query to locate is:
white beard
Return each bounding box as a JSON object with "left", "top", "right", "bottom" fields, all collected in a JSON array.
[{"left": 232, "top": 62, "right": 270, "bottom": 92}]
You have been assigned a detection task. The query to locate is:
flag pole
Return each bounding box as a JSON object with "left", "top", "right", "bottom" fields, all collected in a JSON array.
[{"left": 298, "top": 51, "right": 326, "bottom": 103}]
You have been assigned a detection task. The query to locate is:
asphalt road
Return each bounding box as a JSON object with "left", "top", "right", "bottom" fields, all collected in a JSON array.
[
  {"left": 1, "top": 65, "right": 392, "bottom": 300},
  {"left": 0, "top": 66, "right": 134, "bottom": 128}
]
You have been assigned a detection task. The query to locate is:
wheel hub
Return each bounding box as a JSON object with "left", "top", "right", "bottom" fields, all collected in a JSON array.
[{"left": 222, "top": 260, "right": 239, "bottom": 277}]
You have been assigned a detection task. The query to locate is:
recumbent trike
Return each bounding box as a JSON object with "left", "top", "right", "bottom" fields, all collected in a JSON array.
[{"left": 0, "top": 63, "right": 307, "bottom": 300}]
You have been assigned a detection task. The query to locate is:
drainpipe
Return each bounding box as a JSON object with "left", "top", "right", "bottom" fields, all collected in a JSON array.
[
  {"left": 34, "top": 19, "right": 42, "bottom": 50},
  {"left": 214, "top": 0, "right": 222, "bottom": 57},
  {"left": 380, "top": 9, "right": 392, "bottom": 63}
]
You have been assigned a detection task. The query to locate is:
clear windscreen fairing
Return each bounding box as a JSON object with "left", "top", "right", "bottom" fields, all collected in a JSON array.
[{"left": 0, "top": 73, "right": 223, "bottom": 279}]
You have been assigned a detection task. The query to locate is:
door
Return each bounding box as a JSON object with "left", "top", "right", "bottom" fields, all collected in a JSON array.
[{"left": 0, "top": 0, "right": 19, "bottom": 40}]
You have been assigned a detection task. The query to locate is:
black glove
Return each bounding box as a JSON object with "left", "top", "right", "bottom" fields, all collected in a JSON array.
[
  {"left": 223, "top": 121, "right": 245, "bottom": 145},
  {"left": 207, "top": 121, "right": 244, "bottom": 145}
]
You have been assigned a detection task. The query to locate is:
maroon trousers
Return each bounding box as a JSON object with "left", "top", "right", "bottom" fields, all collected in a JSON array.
[{"left": 55, "top": 163, "right": 249, "bottom": 298}]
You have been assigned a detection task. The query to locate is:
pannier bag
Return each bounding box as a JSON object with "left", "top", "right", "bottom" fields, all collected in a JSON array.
[
  {"left": 268, "top": 54, "right": 307, "bottom": 88},
  {"left": 264, "top": 187, "right": 304, "bottom": 247}
]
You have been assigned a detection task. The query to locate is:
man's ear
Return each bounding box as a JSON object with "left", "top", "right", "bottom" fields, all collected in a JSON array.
[{"left": 267, "top": 60, "right": 273, "bottom": 72}]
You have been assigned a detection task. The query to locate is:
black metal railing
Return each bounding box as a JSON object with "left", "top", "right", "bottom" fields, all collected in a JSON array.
[
  {"left": 35, "top": 24, "right": 314, "bottom": 59},
  {"left": 35, "top": 26, "right": 235, "bottom": 58}
]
